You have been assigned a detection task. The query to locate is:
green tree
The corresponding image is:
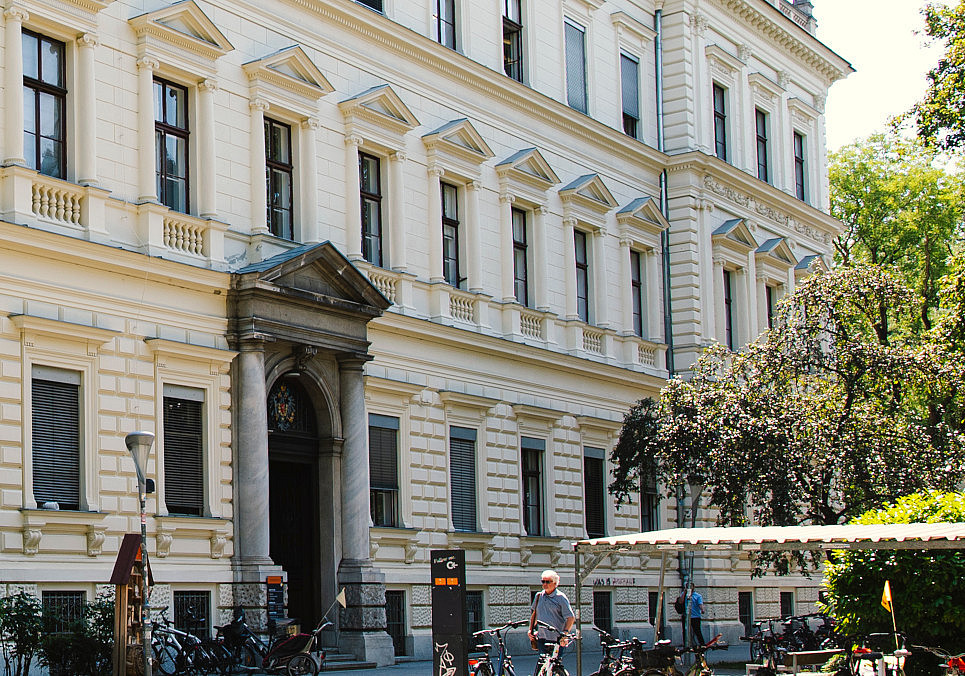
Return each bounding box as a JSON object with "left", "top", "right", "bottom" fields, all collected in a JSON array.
[
  {"left": 910, "top": 2, "right": 965, "bottom": 150},
  {"left": 610, "top": 266, "right": 965, "bottom": 574},
  {"left": 829, "top": 133, "right": 964, "bottom": 333},
  {"left": 821, "top": 492, "right": 965, "bottom": 669}
]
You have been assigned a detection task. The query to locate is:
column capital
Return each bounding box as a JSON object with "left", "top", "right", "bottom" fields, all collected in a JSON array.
[
  {"left": 427, "top": 164, "right": 445, "bottom": 178},
  {"left": 345, "top": 134, "right": 364, "bottom": 148},
  {"left": 337, "top": 352, "right": 372, "bottom": 370},
  {"left": 498, "top": 192, "right": 515, "bottom": 205},
  {"left": 390, "top": 149, "right": 407, "bottom": 163},
  {"left": 199, "top": 78, "right": 219, "bottom": 92},
  {"left": 302, "top": 116, "right": 320, "bottom": 130},
  {"left": 250, "top": 98, "right": 270, "bottom": 113},
  {"left": 619, "top": 236, "right": 633, "bottom": 248},
  {"left": 562, "top": 216, "right": 578, "bottom": 229},
  {"left": 712, "top": 254, "right": 727, "bottom": 267},
  {"left": 4, "top": 6, "right": 28, "bottom": 22},
  {"left": 466, "top": 179, "right": 482, "bottom": 191},
  {"left": 136, "top": 56, "right": 160, "bottom": 72},
  {"left": 238, "top": 338, "right": 268, "bottom": 353},
  {"left": 535, "top": 204, "right": 548, "bottom": 216},
  {"left": 79, "top": 32, "right": 99, "bottom": 49}
]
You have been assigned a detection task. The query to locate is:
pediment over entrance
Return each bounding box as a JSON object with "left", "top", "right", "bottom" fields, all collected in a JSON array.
[{"left": 230, "top": 242, "right": 389, "bottom": 351}]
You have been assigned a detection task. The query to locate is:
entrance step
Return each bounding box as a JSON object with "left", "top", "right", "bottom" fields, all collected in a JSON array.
[{"left": 321, "top": 651, "right": 378, "bottom": 671}]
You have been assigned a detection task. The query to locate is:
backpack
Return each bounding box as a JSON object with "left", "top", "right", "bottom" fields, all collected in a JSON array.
[{"left": 673, "top": 593, "right": 685, "bottom": 615}]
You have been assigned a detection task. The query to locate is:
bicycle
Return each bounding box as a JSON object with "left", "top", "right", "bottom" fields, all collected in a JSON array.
[
  {"left": 533, "top": 620, "right": 577, "bottom": 676},
  {"left": 913, "top": 644, "right": 965, "bottom": 676},
  {"left": 468, "top": 620, "right": 528, "bottom": 676},
  {"left": 634, "top": 634, "right": 725, "bottom": 676},
  {"left": 835, "top": 633, "right": 909, "bottom": 676},
  {"left": 151, "top": 607, "right": 202, "bottom": 676}
]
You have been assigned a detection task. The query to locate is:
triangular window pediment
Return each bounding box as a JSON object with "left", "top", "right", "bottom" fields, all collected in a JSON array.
[
  {"left": 617, "top": 196, "right": 669, "bottom": 243},
  {"left": 130, "top": 1, "right": 233, "bottom": 64},
  {"left": 423, "top": 119, "right": 494, "bottom": 165},
  {"left": 496, "top": 148, "right": 560, "bottom": 189},
  {"left": 560, "top": 174, "right": 618, "bottom": 210},
  {"left": 712, "top": 218, "right": 757, "bottom": 254},
  {"left": 244, "top": 46, "right": 334, "bottom": 104},
  {"left": 339, "top": 85, "right": 419, "bottom": 141}
]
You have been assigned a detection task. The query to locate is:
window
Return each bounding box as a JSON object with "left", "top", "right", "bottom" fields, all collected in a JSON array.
[
  {"left": 640, "top": 467, "right": 659, "bottom": 532},
  {"left": 584, "top": 447, "right": 606, "bottom": 538},
  {"left": 713, "top": 83, "right": 727, "bottom": 161},
  {"left": 42, "top": 591, "right": 85, "bottom": 633},
  {"left": 442, "top": 182, "right": 462, "bottom": 288},
  {"left": 620, "top": 53, "right": 640, "bottom": 138},
  {"left": 174, "top": 590, "right": 210, "bottom": 636},
  {"left": 793, "top": 132, "right": 806, "bottom": 201},
  {"left": 648, "top": 591, "right": 666, "bottom": 634},
  {"left": 765, "top": 285, "right": 775, "bottom": 329},
  {"left": 265, "top": 118, "right": 294, "bottom": 240},
  {"left": 434, "top": 0, "right": 456, "bottom": 49},
  {"left": 369, "top": 414, "right": 399, "bottom": 527},
  {"left": 466, "top": 591, "right": 485, "bottom": 635},
  {"left": 359, "top": 152, "right": 384, "bottom": 266},
  {"left": 780, "top": 591, "right": 794, "bottom": 618},
  {"left": 32, "top": 366, "right": 81, "bottom": 510},
  {"left": 449, "top": 426, "right": 477, "bottom": 531},
  {"left": 521, "top": 437, "right": 544, "bottom": 536},
  {"left": 164, "top": 385, "right": 204, "bottom": 516},
  {"left": 23, "top": 31, "right": 66, "bottom": 179},
  {"left": 564, "top": 19, "right": 587, "bottom": 113},
  {"left": 755, "top": 108, "right": 769, "bottom": 183},
  {"left": 512, "top": 207, "right": 530, "bottom": 306},
  {"left": 575, "top": 229, "right": 590, "bottom": 322},
  {"left": 723, "top": 268, "right": 734, "bottom": 351},
  {"left": 356, "top": 0, "right": 383, "bottom": 10},
  {"left": 593, "top": 591, "right": 612, "bottom": 633},
  {"left": 155, "top": 78, "right": 190, "bottom": 213},
  {"left": 738, "top": 591, "right": 754, "bottom": 635},
  {"left": 503, "top": 0, "right": 523, "bottom": 82},
  {"left": 385, "top": 591, "right": 407, "bottom": 656},
  {"left": 630, "top": 250, "right": 644, "bottom": 337}
]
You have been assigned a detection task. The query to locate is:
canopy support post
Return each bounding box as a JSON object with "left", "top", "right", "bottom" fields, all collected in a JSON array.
[
  {"left": 575, "top": 547, "right": 583, "bottom": 676},
  {"left": 654, "top": 550, "right": 668, "bottom": 643}
]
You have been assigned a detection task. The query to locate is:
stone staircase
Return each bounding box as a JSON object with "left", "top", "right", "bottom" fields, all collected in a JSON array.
[{"left": 320, "top": 649, "right": 378, "bottom": 671}]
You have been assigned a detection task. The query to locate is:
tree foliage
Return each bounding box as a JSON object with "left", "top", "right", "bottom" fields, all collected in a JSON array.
[
  {"left": 610, "top": 266, "right": 965, "bottom": 573},
  {"left": 821, "top": 492, "right": 965, "bottom": 664},
  {"left": 910, "top": 2, "right": 965, "bottom": 150}
]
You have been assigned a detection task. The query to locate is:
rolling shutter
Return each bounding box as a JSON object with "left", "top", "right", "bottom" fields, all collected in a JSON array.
[
  {"left": 621, "top": 53, "right": 639, "bottom": 119},
  {"left": 564, "top": 20, "right": 587, "bottom": 113},
  {"left": 449, "top": 427, "right": 477, "bottom": 532},
  {"left": 164, "top": 393, "right": 204, "bottom": 515},
  {"left": 584, "top": 449, "right": 606, "bottom": 538},
  {"left": 32, "top": 372, "right": 80, "bottom": 510},
  {"left": 369, "top": 415, "right": 399, "bottom": 490}
]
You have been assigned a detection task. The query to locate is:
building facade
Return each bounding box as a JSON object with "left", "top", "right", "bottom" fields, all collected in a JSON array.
[{"left": 0, "top": 0, "right": 850, "bottom": 665}]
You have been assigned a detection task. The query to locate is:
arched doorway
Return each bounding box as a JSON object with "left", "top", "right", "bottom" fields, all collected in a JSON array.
[{"left": 267, "top": 375, "right": 321, "bottom": 627}]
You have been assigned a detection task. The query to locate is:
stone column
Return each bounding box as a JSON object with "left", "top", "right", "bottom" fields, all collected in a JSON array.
[
  {"left": 499, "top": 192, "right": 517, "bottom": 302},
  {"left": 301, "top": 117, "right": 320, "bottom": 243},
  {"left": 235, "top": 341, "right": 272, "bottom": 566},
  {"left": 619, "top": 237, "right": 633, "bottom": 333},
  {"left": 646, "top": 248, "right": 662, "bottom": 340},
  {"left": 337, "top": 355, "right": 394, "bottom": 667},
  {"left": 563, "top": 217, "right": 578, "bottom": 319},
  {"left": 389, "top": 150, "right": 407, "bottom": 271},
  {"left": 533, "top": 205, "right": 549, "bottom": 311},
  {"left": 344, "top": 135, "right": 363, "bottom": 260},
  {"left": 137, "top": 56, "right": 160, "bottom": 203},
  {"left": 249, "top": 99, "right": 269, "bottom": 234},
  {"left": 711, "top": 255, "right": 725, "bottom": 345},
  {"left": 592, "top": 229, "right": 608, "bottom": 328},
  {"left": 77, "top": 33, "right": 99, "bottom": 185},
  {"left": 427, "top": 165, "right": 444, "bottom": 282},
  {"left": 755, "top": 272, "right": 768, "bottom": 336},
  {"left": 198, "top": 79, "right": 218, "bottom": 218},
  {"left": 466, "top": 180, "right": 482, "bottom": 292},
  {"left": 3, "top": 7, "right": 28, "bottom": 166}
]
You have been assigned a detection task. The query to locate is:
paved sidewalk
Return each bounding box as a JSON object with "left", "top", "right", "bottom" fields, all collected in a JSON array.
[{"left": 323, "top": 651, "right": 748, "bottom": 675}]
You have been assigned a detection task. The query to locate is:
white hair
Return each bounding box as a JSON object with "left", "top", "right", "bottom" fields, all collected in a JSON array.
[{"left": 541, "top": 569, "right": 560, "bottom": 584}]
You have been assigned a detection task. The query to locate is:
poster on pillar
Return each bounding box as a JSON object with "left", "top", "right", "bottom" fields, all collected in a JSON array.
[{"left": 431, "top": 549, "right": 468, "bottom": 676}]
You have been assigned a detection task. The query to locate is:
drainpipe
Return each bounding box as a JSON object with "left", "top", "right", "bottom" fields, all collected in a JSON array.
[{"left": 655, "top": 6, "right": 675, "bottom": 377}]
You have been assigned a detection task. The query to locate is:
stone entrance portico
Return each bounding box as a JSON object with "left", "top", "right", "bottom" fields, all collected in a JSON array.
[{"left": 228, "top": 242, "right": 394, "bottom": 666}]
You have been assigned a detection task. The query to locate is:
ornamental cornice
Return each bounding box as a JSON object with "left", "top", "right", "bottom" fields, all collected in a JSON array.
[{"left": 707, "top": 0, "right": 852, "bottom": 85}]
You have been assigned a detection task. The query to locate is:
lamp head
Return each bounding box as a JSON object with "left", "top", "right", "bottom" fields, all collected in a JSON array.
[{"left": 125, "top": 431, "right": 155, "bottom": 487}]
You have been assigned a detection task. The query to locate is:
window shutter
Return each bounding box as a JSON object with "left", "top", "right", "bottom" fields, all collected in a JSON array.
[
  {"left": 164, "top": 397, "right": 204, "bottom": 515},
  {"left": 32, "top": 377, "right": 80, "bottom": 509},
  {"left": 620, "top": 54, "right": 639, "bottom": 118},
  {"left": 449, "top": 427, "right": 477, "bottom": 531},
  {"left": 584, "top": 455, "right": 606, "bottom": 537},
  {"left": 369, "top": 425, "right": 398, "bottom": 490},
  {"left": 564, "top": 21, "right": 587, "bottom": 113}
]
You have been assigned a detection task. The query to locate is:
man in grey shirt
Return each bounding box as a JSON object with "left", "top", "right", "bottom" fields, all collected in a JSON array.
[{"left": 527, "top": 569, "right": 575, "bottom": 653}]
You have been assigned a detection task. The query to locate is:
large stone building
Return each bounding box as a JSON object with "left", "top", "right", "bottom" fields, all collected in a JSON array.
[{"left": 0, "top": 0, "right": 850, "bottom": 665}]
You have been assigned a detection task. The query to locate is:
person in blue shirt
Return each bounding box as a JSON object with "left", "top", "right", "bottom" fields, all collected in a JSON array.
[
  {"left": 686, "top": 583, "right": 705, "bottom": 646},
  {"left": 527, "top": 569, "right": 575, "bottom": 654}
]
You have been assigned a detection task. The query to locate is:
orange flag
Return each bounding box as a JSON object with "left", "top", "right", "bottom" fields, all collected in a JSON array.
[{"left": 881, "top": 580, "right": 893, "bottom": 613}]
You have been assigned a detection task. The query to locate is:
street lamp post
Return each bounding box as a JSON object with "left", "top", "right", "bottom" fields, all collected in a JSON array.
[{"left": 126, "top": 431, "right": 155, "bottom": 676}]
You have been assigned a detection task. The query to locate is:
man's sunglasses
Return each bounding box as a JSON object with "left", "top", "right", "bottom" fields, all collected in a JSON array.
[{"left": 541, "top": 579, "right": 554, "bottom": 584}]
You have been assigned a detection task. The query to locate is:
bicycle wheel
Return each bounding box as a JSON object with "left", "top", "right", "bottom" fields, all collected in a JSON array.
[
  {"left": 504, "top": 662, "right": 516, "bottom": 676},
  {"left": 552, "top": 662, "right": 570, "bottom": 676},
  {"left": 475, "top": 661, "right": 495, "bottom": 676},
  {"left": 286, "top": 653, "right": 319, "bottom": 676},
  {"left": 154, "top": 641, "right": 179, "bottom": 676},
  {"left": 750, "top": 639, "right": 763, "bottom": 663}
]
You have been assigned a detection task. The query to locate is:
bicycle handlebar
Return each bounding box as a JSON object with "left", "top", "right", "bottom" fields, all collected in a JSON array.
[{"left": 534, "top": 620, "right": 578, "bottom": 642}]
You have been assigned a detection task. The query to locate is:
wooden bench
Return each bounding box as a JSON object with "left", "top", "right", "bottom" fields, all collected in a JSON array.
[{"left": 785, "top": 650, "right": 844, "bottom": 673}]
